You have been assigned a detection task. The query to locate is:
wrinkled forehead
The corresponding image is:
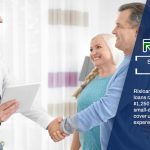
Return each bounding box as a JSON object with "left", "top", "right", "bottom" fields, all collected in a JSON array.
[
  {"left": 0, "top": 16, "right": 3, "bottom": 23},
  {"left": 116, "top": 10, "right": 132, "bottom": 26}
]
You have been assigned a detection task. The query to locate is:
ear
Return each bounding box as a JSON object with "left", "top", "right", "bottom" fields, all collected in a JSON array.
[
  {"left": 136, "top": 30, "right": 138, "bottom": 34},
  {"left": 134, "top": 30, "right": 138, "bottom": 37},
  {"left": 135, "top": 27, "right": 139, "bottom": 35}
]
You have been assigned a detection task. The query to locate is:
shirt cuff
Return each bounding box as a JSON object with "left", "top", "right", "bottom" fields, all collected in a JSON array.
[
  {"left": 37, "top": 114, "right": 52, "bottom": 129},
  {"left": 22, "top": 108, "right": 52, "bottom": 129},
  {"left": 60, "top": 116, "right": 77, "bottom": 135}
]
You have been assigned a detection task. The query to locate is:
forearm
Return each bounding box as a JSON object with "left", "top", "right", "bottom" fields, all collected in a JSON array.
[
  {"left": 71, "top": 131, "right": 81, "bottom": 150},
  {"left": 60, "top": 102, "right": 105, "bottom": 134},
  {"left": 22, "top": 107, "right": 51, "bottom": 129},
  {"left": 60, "top": 67, "right": 127, "bottom": 134}
]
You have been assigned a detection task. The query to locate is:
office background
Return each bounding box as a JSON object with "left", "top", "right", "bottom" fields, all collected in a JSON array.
[{"left": 0, "top": 0, "right": 145, "bottom": 149}]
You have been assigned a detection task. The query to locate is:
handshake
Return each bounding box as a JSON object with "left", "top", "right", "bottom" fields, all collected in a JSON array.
[{"left": 47, "top": 117, "right": 69, "bottom": 142}]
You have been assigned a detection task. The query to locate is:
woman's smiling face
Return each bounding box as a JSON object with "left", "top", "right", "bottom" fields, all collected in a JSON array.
[{"left": 90, "top": 36, "right": 114, "bottom": 68}]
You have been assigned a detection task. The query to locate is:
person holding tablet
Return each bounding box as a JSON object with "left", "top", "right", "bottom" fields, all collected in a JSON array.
[
  {"left": 0, "top": 15, "right": 65, "bottom": 141},
  {"left": 0, "top": 16, "right": 19, "bottom": 123}
]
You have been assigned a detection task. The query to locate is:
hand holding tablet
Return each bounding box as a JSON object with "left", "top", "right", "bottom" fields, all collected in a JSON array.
[
  {"left": 0, "top": 99, "right": 19, "bottom": 122},
  {"left": 1, "top": 83, "right": 40, "bottom": 113}
]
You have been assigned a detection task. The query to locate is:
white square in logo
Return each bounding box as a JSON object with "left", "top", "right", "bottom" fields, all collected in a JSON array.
[{"left": 143, "top": 39, "right": 150, "bottom": 52}]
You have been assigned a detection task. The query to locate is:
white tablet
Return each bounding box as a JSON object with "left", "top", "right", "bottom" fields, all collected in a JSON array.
[{"left": 1, "top": 83, "right": 40, "bottom": 113}]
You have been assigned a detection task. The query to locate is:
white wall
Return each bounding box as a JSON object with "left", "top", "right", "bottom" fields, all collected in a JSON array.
[
  {"left": 88, "top": 0, "right": 146, "bottom": 37},
  {"left": 0, "top": 0, "right": 147, "bottom": 150}
]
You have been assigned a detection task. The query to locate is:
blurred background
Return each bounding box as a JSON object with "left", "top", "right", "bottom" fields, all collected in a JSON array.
[{"left": 0, "top": 0, "right": 145, "bottom": 149}]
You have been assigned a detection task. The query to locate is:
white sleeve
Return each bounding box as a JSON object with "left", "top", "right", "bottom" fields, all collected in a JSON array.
[
  {"left": 0, "top": 61, "right": 52, "bottom": 129},
  {"left": 21, "top": 106, "right": 52, "bottom": 129}
]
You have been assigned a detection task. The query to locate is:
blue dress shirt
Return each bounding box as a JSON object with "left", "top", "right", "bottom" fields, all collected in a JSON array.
[{"left": 61, "top": 55, "right": 131, "bottom": 150}]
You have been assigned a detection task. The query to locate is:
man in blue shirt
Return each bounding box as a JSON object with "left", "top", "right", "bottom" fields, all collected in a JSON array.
[{"left": 49, "top": 2, "right": 145, "bottom": 149}]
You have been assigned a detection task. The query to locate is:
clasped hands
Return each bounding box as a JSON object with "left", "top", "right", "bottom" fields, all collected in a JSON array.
[{"left": 47, "top": 117, "right": 68, "bottom": 142}]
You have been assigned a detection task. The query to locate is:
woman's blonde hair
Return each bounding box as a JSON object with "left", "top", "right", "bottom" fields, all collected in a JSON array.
[{"left": 72, "top": 34, "right": 124, "bottom": 98}]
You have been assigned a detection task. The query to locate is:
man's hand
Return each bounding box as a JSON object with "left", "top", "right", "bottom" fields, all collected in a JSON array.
[
  {"left": 0, "top": 99, "right": 19, "bottom": 122},
  {"left": 47, "top": 117, "right": 67, "bottom": 142}
]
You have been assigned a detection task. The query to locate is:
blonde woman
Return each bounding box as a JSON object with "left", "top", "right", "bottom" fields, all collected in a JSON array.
[{"left": 71, "top": 34, "right": 123, "bottom": 150}]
